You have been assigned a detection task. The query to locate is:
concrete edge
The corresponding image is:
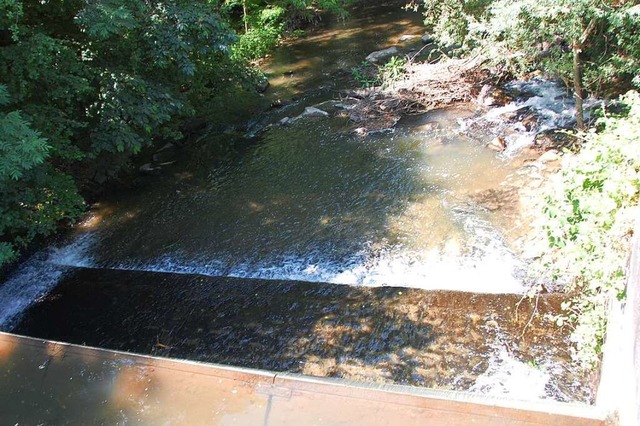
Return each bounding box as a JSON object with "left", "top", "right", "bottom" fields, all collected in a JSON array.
[{"left": 1, "top": 331, "right": 606, "bottom": 423}]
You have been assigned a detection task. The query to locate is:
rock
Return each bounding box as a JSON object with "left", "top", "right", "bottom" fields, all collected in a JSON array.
[
  {"left": 421, "top": 33, "right": 435, "bottom": 44},
  {"left": 152, "top": 150, "right": 176, "bottom": 164},
  {"left": 487, "top": 137, "right": 506, "bottom": 152},
  {"left": 365, "top": 47, "right": 399, "bottom": 63},
  {"left": 538, "top": 149, "right": 560, "bottom": 163},
  {"left": 300, "top": 106, "right": 329, "bottom": 118},
  {"left": 521, "top": 113, "right": 538, "bottom": 131},
  {"left": 501, "top": 106, "right": 531, "bottom": 122},
  {"left": 488, "top": 88, "right": 513, "bottom": 107},
  {"left": 156, "top": 142, "right": 174, "bottom": 152},
  {"left": 256, "top": 77, "right": 269, "bottom": 93},
  {"left": 279, "top": 117, "right": 293, "bottom": 126},
  {"left": 182, "top": 117, "right": 208, "bottom": 137},
  {"left": 354, "top": 127, "right": 368, "bottom": 137},
  {"left": 470, "top": 187, "right": 519, "bottom": 212},
  {"left": 139, "top": 163, "right": 160, "bottom": 173},
  {"left": 476, "top": 84, "right": 493, "bottom": 106},
  {"left": 270, "top": 99, "right": 289, "bottom": 109},
  {"left": 534, "top": 129, "right": 577, "bottom": 152},
  {"left": 399, "top": 35, "right": 416, "bottom": 42}
]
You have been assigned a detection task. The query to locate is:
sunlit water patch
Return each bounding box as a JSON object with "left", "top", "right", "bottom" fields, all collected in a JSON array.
[{"left": 28, "top": 110, "right": 527, "bottom": 294}]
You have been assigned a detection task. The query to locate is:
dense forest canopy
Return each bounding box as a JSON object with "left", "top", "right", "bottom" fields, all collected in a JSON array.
[{"left": 0, "top": 0, "right": 350, "bottom": 267}]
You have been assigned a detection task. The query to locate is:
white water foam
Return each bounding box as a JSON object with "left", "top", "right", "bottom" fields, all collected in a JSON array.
[
  {"left": 471, "top": 343, "right": 551, "bottom": 400},
  {"left": 470, "top": 318, "right": 591, "bottom": 402},
  {"left": 69, "top": 210, "right": 526, "bottom": 294},
  {"left": 0, "top": 234, "right": 96, "bottom": 329},
  {"left": 462, "top": 78, "right": 601, "bottom": 157}
]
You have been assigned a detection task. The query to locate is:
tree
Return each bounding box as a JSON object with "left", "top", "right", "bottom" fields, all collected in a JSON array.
[
  {"left": 0, "top": 84, "right": 84, "bottom": 266},
  {"left": 223, "top": 0, "right": 353, "bottom": 61},
  {"left": 0, "top": 0, "right": 242, "bottom": 268},
  {"left": 411, "top": 0, "right": 640, "bottom": 127}
]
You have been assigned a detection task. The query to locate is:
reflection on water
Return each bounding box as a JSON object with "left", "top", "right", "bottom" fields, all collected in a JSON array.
[{"left": 45, "top": 109, "right": 526, "bottom": 293}]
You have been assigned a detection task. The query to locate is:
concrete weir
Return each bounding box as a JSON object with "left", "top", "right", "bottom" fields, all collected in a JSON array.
[{"left": 0, "top": 332, "right": 604, "bottom": 425}]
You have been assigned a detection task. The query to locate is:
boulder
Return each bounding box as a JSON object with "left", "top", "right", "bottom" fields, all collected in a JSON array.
[
  {"left": 300, "top": 106, "right": 329, "bottom": 118},
  {"left": 421, "top": 33, "right": 435, "bottom": 44},
  {"left": 365, "top": 47, "right": 399, "bottom": 63},
  {"left": 538, "top": 149, "right": 560, "bottom": 163},
  {"left": 399, "top": 35, "right": 416, "bottom": 42},
  {"left": 487, "top": 137, "right": 506, "bottom": 152},
  {"left": 534, "top": 129, "right": 577, "bottom": 152}
]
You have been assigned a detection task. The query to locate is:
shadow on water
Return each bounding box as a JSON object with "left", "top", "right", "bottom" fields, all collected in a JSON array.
[
  {"left": 82, "top": 116, "right": 446, "bottom": 285},
  {"left": 12, "top": 267, "right": 593, "bottom": 402}
]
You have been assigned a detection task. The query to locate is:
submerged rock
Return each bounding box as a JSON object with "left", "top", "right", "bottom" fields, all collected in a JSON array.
[
  {"left": 300, "top": 106, "right": 329, "bottom": 118},
  {"left": 399, "top": 35, "right": 416, "bottom": 42},
  {"left": 279, "top": 117, "right": 293, "bottom": 126},
  {"left": 365, "top": 47, "right": 399, "bottom": 63},
  {"left": 470, "top": 187, "right": 519, "bottom": 212},
  {"left": 139, "top": 163, "right": 161, "bottom": 173}
]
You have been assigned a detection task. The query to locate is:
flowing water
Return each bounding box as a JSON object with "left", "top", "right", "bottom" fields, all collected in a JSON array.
[{"left": 0, "top": 1, "right": 594, "bottom": 404}]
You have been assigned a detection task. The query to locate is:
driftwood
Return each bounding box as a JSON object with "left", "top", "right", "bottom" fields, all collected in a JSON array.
[{"left": 343, "top": 56, "right": 491, "bottom": 132}]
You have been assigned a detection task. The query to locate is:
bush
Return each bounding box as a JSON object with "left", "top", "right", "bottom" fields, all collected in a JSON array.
[{"left": 539, "top": 91, "right": 640, "bottom": 367}]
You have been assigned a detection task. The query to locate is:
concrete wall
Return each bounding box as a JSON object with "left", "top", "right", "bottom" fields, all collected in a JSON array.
[
  {"left": 625, "top": 214, "right": 640, "bottom": 426},
  {"left": 598, "top": 211, "right": 640, "bottom": 426}
]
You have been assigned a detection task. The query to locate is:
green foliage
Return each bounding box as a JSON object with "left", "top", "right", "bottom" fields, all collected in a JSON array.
[
  {"left": 351, "top": 56, "right": 407, "bottom": 89},
  {"left": 411, "top": 0, "right": 640, "bottom": 95},
  {"left": 0, "top": 85, "right": 49, "bottom": 181},
  {"left": 539, "top": 91, "right": 640, "bottom": 368},
  {"left": 231, "top": 5, "right": 286, "bottom": 61},
  {"left": 351, "top": 61, "right": 380, "bottom": 88},
  {"left": 0, "top": 85, "right": 84, "bottom": 264},
  {"left": 378, "top": 56, "right": 407, "bottom": 88},
  {"left": 0, "top": 0, "right": 245, "bottom": 267},
  {"left": 226, "top": 0, "right": 352, "bottom": 61}
]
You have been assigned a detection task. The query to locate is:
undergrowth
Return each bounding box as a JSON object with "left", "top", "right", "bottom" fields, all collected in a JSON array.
[{"left": 537, "top": 91, "right": 640, "bottom": 368}]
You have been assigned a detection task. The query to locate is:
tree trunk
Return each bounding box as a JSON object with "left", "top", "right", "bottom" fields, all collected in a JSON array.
[
  {"left": 572, "top": 18, "right": 597, "bottom": 131},
  {"left": 243, "top": 1, "right": 249, "bottom": 34},
  {"left": 573, "top": 38, "right": 585, "bottom": 131}
]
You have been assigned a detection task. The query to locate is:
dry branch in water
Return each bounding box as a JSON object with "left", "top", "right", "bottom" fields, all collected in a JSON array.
[{"left": 344, "top": 56, "right": 490, "bottom": 132}]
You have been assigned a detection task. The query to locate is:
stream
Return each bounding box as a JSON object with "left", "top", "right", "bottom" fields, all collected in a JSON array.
[{"left": 0, "top": 1, "right": 594, "bottom": 404}]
